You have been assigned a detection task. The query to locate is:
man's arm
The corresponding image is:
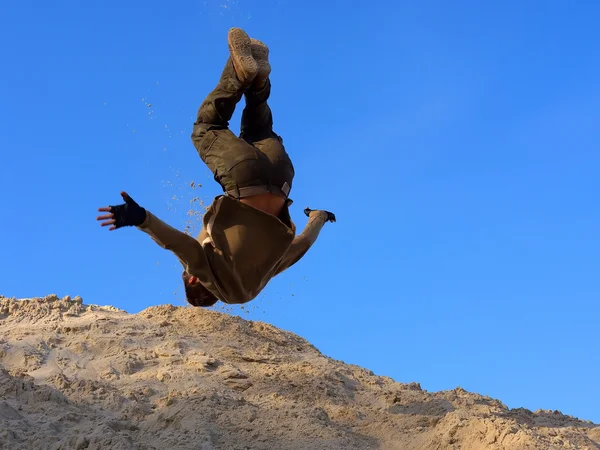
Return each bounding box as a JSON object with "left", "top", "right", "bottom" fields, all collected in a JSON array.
[
  {"left": 97, "top": 191, "right": 211, "bottom": 277},
  {"left": 273, "top": 208, "right": 335, "bottom": 276},
  {"left": 136, "top": 211, "right": 210, "bottom": 275}
]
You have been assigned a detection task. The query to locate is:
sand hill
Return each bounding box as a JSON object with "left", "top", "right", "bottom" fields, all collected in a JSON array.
[{"left": 0, "top": 295, "right": 598, "bottom": 450}]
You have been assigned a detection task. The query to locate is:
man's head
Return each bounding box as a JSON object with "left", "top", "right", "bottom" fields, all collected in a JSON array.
[{"left": 182, "top": 271, "right": 218, "bottom": 307}]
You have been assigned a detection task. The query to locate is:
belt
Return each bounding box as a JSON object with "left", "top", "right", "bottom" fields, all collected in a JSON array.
[{"left": 226, "top": 182, "right": 293, "bottom": 205}]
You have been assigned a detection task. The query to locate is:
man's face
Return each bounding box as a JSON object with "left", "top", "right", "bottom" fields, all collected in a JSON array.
[
  {"left": 182, "top": 271, "right": 218, "bottom": 307},
  {"left": 182, "top": 271, "right": 199, "bottom": 286}
]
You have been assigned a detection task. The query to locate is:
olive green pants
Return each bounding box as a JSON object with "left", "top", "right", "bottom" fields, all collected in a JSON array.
[{"left": 191, "top": 59, "right": 295, "bottom": 201}]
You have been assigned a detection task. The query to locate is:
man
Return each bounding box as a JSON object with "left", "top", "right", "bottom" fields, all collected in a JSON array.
[{"left": 97, "top": 28, "right": 335, "bottom": 307}]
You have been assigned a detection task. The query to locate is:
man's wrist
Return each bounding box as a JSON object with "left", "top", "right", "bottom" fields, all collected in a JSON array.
[
  {"left": 309, "top": 210, "right": 328, "bottom": 222},
  {"left": 304, "top": 207, "right": 335, "bottom": 223},
  {"left": 136, "top": 209, "right": 150, "bottom": 228}
]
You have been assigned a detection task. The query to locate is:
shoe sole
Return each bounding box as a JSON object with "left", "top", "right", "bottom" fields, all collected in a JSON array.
[
  {"left": 228, "top": 28, "right": 258, "bottom": 85},
  {"left": 250, "top": 38, "right": 271, "bottom": 82}
]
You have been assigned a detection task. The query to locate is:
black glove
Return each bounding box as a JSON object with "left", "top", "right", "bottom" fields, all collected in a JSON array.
[
  {"left": 304, "top": 207, "right": 336, "bottom": 223},
  {"left": 97, "top": 191, "right": 147, "bottom": 230}
]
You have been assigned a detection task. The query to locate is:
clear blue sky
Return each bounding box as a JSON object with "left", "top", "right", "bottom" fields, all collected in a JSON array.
[{"left": 2, "top": 0, "right": 599, "bottom": 423}]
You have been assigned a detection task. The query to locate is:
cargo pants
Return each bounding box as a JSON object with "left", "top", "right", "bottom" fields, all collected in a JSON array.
[{"left": 191, "top": 58, "right": 295, "bottom": 203}]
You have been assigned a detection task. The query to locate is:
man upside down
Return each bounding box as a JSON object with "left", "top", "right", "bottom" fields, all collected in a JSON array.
[{"left": 96, "top": 28, "right": 335, "bottom": 307}]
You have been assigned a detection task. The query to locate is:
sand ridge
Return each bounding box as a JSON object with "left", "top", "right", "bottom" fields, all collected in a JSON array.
[{"left": 0, "top": 294, "right": 598, "bottom": 450}]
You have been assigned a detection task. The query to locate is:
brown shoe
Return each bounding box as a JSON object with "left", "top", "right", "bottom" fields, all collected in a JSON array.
[
  {"left": 250, "top": 38, "right": 271, "bottom": 88},
  {"left": 227, "top": 28, "right": 258, "bottom": 86}
]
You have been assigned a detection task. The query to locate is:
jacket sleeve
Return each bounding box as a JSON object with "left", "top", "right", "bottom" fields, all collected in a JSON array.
[
  {"left": 274, "top": 211, "right": 328, "bottom": 276},
  {"left": 136, "top": 211, "right": 211, "bottom": 277}
]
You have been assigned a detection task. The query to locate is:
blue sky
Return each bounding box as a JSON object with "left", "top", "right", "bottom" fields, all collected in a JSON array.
[{"left": 2, "top": 0, "right": 599, "bottom": 423}]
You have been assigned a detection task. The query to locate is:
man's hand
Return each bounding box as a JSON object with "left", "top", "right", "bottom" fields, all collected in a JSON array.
[
  {"left": 304, "top": 207, "right": 336, "bottom": 223},
  {"left": 97, "top": 191, "right": 147, "bottom": 231}
]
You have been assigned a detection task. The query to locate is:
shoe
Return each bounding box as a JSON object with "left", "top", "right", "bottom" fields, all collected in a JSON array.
[
  {"left": 250, "top": 38, "right": 271, "bottom": 88},
  {"left": 227, "top": 28, "right": 258, "bottom": 86}
]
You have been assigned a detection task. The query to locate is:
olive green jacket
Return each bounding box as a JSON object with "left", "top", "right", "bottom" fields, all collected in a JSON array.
[{"left": 137, "top": 195, "right": 327, "bottom": 304}]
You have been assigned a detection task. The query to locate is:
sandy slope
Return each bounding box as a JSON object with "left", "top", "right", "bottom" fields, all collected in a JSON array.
[{"left": 0, "top": 295, "right": 598, "bottom": 450}]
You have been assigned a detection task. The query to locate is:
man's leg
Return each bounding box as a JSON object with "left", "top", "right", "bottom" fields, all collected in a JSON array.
[
  {"left": 191, "top": 56, "right": 247, "bottom": 150},
  {"left": 191, "top": 29, "right": 270, "bottom": 195},
  {"left": 239, "top": 39, "right": 295, "bottom": 199}
]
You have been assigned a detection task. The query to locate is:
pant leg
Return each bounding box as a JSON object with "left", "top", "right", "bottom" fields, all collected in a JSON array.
[
  {"left": 191, "top": 59, "right": 271, "bottom": 194},
  {"left": 240, "top": 79, "right": 275, "bottom": 142},
  {"left": 240, "top": 80, "right": 295, "bottom": 198},
  {"left": 193, "top": 57, "right": 244, "bottom": 130}
]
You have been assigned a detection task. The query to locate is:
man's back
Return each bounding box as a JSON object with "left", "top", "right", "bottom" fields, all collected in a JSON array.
[
  {"left": 138, "top": 196, "right": 296, "bottom": 304},
  {"left": 240, "top": 192, "right": 286, "bottom": 218}
]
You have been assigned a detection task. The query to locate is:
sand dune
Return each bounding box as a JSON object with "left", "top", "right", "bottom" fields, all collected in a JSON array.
[{"left": 0, "top": 295, "right": 598, "bottom": 450}]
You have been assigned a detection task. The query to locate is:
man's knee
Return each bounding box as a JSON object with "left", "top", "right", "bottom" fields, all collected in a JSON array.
[
  {"left": 191, "top": 124, "right": 220, "bottom": 159},
  {"left": 191, "top": 122, "right": 211, "bottom": 142}
]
